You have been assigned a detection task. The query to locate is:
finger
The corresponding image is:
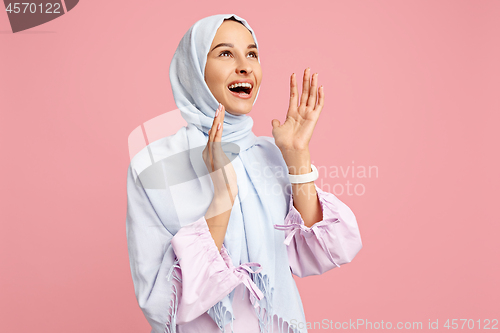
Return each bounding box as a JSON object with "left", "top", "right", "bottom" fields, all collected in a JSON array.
[
  {"left": 208, "top": 138, "right": 214, "bottom": 172},
  {"left": 212, "top": 105, "right": 225, "bottom": 169},
  {"left": 215, "top": 104, "right": 225, "bottom": 142},
  {"left": 208, "top": 126, "right": 215, "bottom": 172},
  {"left": 300, "top": 68, "right": 311, "bottom": 108},
  {"left": 208, "top": 104, "right": 222, "bottom": 172},
  {"left": 209, "top": 103, "right": 221, "bottom": 142},
  {"left": 286, "top": 73, "right": 299, "bottom": 119},
  {"left": 216, "top": 105, "right": 229, "bottom": 185},
  {"left": 289, "top": 73, "right": 298, "bottom": 109},
  {"left": 315, "top": 85, "right": 325, "bottom": 114},
  {"left": 306, "top": 73, "right": 318, "bottom": 108}
]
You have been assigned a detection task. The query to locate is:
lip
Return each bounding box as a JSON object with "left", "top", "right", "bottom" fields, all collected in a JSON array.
[{"left": 227, "top": 79, "right": 254, "bottom": 99}]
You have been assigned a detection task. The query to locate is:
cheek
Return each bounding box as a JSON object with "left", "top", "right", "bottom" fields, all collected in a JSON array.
[
  {"left": 206, "top": 66, "right": 225, "bottom": 90},
  {"left": 204, "top": 69, "right": 218, "bottom": 93},
  {"left": 254, "top": 65, "right": 263, "bottom": 83}
]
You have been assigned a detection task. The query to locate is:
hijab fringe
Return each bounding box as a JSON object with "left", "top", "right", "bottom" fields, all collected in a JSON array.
[
  {"left": 250, "top": 271, "right": 300, "bottom": 333},
  {"left": 164, "top": 258, "right": 181, "bottom": 333},
  {"left": 252, "top": 271, "right": 273, "bottom": 332},
  {"left": 208, "top": 300, "right": 235, "bottom": 333}
]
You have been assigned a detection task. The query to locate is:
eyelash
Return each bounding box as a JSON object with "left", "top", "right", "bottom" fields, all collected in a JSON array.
[{"left": 219, "top": 50, "right": 258, "bottom": 59}]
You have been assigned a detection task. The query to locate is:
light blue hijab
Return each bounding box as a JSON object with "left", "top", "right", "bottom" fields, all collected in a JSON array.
[{"left": 164, "top": 14, "right": 307, "bottom": 332}]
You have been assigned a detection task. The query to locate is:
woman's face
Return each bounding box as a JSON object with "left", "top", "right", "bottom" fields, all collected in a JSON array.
[{"left": 205, "top": 20, "right": 262, "bottom": 116}]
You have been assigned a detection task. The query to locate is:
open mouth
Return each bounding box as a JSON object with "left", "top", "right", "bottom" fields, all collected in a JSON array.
[{"left": 227, "top": 82, "right": 253, "bottom": 99}]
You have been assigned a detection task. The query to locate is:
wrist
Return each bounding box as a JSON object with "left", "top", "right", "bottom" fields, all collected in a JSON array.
[
  {"left": 284, "top": 151, "right": 312, "bottom": 175},
  {"left": 207, "top": 193, "right": 235, "bottom": 219},
  {"left": 213, "top": 184, "right": 237, "bottom": 201}
]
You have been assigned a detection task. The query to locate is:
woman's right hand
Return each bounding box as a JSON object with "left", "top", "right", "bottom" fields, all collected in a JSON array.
[{"left": 202, "top": 103, "right": 238, "bottom": 213}]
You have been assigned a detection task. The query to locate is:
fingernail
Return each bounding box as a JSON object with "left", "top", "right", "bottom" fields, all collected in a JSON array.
[
  {"left": 217, "top": 123, "right": 221, "bottom": 130},
  {"left": 215, "top": 109, "right": 219, "bottom": 117}
]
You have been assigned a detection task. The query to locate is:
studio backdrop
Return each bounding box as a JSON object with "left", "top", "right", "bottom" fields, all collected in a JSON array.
[{"left": 1, "top": 0, "right": 498, "bottom": 332}]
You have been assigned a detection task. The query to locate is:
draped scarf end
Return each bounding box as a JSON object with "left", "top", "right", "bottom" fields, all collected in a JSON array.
[
  {"left": 250, "top": 271, "right": 303, "bottom": 333},
  {"left": 164, "top": 258, "right": 181, "bottom": 333}
]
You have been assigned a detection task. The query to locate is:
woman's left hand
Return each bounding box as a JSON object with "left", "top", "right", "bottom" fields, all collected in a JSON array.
[{"left": 271, "top": 68, "right": 325, "bottom": 170}]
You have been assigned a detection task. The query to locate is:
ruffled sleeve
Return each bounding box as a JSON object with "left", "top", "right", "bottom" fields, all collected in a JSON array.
[
  {"left": 274, "top": 183, "right": 362, "bottom": 278},
  {"left": 170, "top": 217, "right": 264, "bottom": 325}
]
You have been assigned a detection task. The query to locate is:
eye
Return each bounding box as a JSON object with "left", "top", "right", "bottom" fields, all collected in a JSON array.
[
  {"left": 247, "top": 51, "right": 258, "bottom": 59},
  {"left": 219, "top": 50, "right": 232, "bottom": 57}
]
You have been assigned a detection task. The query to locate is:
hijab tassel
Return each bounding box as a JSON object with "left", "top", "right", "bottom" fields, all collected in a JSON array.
[
  {"left": 164, "top": 258, "right": 181, "bottom": 333},
  {"left": 207, "top": 300, "right": 235, "bottom": 333}
]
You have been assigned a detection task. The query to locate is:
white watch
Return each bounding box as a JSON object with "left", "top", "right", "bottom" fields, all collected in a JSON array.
[{"left": 288, "top": 164, "right": 318, "bottom": 184}]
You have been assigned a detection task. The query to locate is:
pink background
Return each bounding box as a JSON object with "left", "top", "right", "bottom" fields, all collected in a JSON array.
[{"left": 1, "top": 0, "right": 499, "bottom": 332}]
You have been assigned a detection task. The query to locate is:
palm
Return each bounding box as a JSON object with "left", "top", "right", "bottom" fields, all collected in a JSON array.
[{"left": 272, "top": 68, "right": 325, "bottom": 152}]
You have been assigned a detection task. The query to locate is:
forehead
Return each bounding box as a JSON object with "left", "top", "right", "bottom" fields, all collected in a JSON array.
[{"left": 210, "top": 20, "right": 255, "bottom": 46}]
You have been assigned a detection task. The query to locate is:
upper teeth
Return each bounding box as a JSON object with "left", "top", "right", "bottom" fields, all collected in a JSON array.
[{"left": 229, "top": 82, "right": 252, "bottom": 89}]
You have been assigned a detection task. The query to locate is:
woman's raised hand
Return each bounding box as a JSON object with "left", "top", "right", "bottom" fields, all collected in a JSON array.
[
  {"left": 271, "top": 68, "right": 325, "bottom": 164},
  {"left": 202, "top": 103, "right": 238, "bottom": 214}
]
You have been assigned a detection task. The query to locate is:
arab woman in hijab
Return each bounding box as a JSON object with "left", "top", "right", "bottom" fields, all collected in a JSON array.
[{"left": 126, "top": 14, "right": 362, "bottom": 333}]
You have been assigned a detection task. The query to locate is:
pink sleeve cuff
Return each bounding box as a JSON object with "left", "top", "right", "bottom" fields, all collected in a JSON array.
[{"left": 274, "top": 183, "right": 363, "bottom": 277}]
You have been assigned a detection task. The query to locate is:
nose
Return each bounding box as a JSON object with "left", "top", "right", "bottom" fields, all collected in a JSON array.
[{"left": 235, "top": 57, "right": 253, "bottom": 75}]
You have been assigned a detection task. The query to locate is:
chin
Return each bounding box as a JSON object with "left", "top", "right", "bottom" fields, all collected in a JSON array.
[
  {"left": 225, "top": 106, "right": 252, "bottom": 116},
  {"left": 223, "top": 99, "right": 254, "bottom": 116}
]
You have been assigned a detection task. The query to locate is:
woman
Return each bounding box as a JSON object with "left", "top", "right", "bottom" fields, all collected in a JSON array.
[{"left": 126, "top": 14, "right": 362, "bottom": 333}]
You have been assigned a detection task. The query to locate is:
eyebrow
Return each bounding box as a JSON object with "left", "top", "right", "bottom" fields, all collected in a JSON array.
[{"left": 210, "top": 43, "right": 258, "bottom": 52}]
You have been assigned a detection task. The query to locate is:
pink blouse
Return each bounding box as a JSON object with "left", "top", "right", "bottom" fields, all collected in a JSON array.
[{"left": 166, "top": 184, "right": 362, "bottom": 332}]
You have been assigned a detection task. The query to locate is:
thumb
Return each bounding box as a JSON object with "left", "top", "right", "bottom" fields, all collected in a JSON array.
[{"left": 271, "top": 119, "right": 280, "bottom": 129}]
